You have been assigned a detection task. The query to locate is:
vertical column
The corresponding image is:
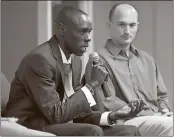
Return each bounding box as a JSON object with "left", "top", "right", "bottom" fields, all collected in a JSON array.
[
  {"left": 37, "top": 1, "right": 55, "bottom": 45},
  {"left": 78, "top": 1, "right": 94, "bottom": 76}
]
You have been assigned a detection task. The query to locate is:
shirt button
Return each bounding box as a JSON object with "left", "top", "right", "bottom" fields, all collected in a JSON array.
[{"left": 131, "top": 72, "right": 135, "bottom": 75}]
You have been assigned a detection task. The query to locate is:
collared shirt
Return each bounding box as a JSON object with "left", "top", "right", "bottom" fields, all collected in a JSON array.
[
  {"left": 59, "top": 46, "right": 96, "bottom": 106},
  {"left": 59, "top": 45, "right": 112, "bottom": 125},
  {"left": 99, "top": 39, "right": 170, "bottom": 116},
  {"left": 59, "top": 45, "right": 73, "bottom": 103}
]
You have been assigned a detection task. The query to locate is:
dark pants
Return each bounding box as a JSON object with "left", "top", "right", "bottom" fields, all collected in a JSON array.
[{"left": 42, "top": 123, "right": 141, "bottom": 136}]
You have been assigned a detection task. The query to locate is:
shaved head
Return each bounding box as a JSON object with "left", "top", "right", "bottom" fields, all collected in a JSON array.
[
  {"left": 56, "top": 6, "right": 88, "bottom": 27},
  {"left": 109, "top": 3, "right": 138, "bottom": 22}
]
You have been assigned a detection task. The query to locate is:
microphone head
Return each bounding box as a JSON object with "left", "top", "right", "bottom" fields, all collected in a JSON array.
[
  {"left": 89, "top": 52, "right": 99, "bottom": 59},
  {"left": 89, "top": 52, "right": 100, "bottom": 65}
]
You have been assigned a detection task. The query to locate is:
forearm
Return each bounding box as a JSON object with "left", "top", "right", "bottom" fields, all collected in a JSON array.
[
  {"left": 157, "top": 98, "right": 170, "bottom": 111},
  {"left": 51, "top": 90, "right": 93, "bottom": 124}
]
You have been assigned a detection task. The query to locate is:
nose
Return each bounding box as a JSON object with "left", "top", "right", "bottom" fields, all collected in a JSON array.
[
  {"left": 124, "top": 26, "right": 130, "bottom": 35},
  {"left": 84, "top": 33, "right": 91, "bottom": 43}
]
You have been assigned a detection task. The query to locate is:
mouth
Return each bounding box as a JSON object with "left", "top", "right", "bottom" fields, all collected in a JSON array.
[
  {"left": 122, "top": 35, "right": 131, "bottom": 39},
  {"left": 122, "top": 35, "right": 131, "bottom": 38},
  {"left": 80, "top": 46, "right": 88, "bottom": 52}
]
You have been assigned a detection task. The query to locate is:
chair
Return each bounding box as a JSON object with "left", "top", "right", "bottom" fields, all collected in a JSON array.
[{"left": 1, "top": 72, "right": 56, "bottom": 136}]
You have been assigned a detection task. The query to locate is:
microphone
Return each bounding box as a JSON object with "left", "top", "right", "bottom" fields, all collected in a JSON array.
[
  {"left": 89, "top": 52, "right": 111, "bottom": 98},
  {"left": 89, "top": 52, "right": 100, "bottom": 66}
]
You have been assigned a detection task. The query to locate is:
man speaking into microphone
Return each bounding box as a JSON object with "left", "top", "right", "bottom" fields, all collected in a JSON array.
[{"left": 4, "top": 6, "right": 141, "bottom": 136}]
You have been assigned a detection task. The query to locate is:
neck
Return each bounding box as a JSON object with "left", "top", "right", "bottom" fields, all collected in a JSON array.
[
  {"left": 112, "top": 40, "right": 130, "bottom": 52},
  {"left": 58, "top": 38, "right": 71, "bottom": 60}
]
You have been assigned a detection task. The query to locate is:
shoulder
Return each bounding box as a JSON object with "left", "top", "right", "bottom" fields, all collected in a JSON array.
[
  {"left": 98, "top": 47, "right": 109, "bottom": 56},
  {"left": 136, "top": 49, "right": 155, "bottom": 62},
  {"left": 23, "top": 41, "right": 55, "bottom": 66},
  {"left": 16, "top": 41, "right": 56, "bottom": 76}
]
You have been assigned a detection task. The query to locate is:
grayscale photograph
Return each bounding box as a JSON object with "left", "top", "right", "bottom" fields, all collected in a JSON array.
[{"left": 1, "top": 1, "right": 173, "bottom": 136}]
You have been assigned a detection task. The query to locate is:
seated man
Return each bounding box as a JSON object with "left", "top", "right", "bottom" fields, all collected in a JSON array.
[
  {"left": 90, "top": 3, "right": 173, "bottom": 136},
  {"left": 3, "top": 6, "right": 141, "bottom": 136}
]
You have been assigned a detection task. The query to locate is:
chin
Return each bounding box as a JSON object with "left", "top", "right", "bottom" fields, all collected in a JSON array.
[
  {"left": 121, "top": 40, "right": 132, "bottom": 45},
  {"left": 75, "top": 52, "right": 84, "bottom": 56}
]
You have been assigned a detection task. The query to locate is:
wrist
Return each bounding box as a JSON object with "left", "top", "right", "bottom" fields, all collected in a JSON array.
[
  {"left": 88, "top": 81, "right": 99, "bottom": 89},
  {"left": 108, "top": 112, "right": 117, "bottom": 124},
  {"left": 85, "top": 84, "right": 95, "bottom": 96}
]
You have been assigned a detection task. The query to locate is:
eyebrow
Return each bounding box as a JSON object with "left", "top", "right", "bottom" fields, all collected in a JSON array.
[
  {"left": 117, "top": 21, "right": 137, "bottom": 24},
  {"left": 80, "top": 28, "right": 92, "bottom": 31}
]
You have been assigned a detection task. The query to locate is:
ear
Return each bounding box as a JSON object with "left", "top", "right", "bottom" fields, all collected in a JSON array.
[
  {"left": 59, "top": 23, "right": 66, "bottom": 35},
  {"left": 107, "top": 21, "right": 112, "bottom": 29},
  {"left": 137, "top": 22, "right": 140, "bottom": 29},
  {"left": 137, "top": 22, "right": 140, "bottom": 30}
]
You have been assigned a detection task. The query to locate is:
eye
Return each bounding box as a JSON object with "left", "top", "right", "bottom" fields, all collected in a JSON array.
[
  {"left": 118, "top": 23, "right": 126, "bottom": 27},
  {"left": 129, "top": 23, "right": 136, "bottom": 28},
  {"left": 80, "top": 30, "right": 86, "bottom": 34},
  {"left": 88, "top": 29, "right": 92, "bottom": 34}
]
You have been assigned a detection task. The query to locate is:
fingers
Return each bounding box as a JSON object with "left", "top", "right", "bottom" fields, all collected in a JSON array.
[
  {"left": 94, "top": 65, "right": 108, "bottom": 78},
  {"left": 120, "top": 105, "right": 131, "bottom": 113},
  {"left": 163, "top": 112, "right": 173, "bottom": 117},
  {"left": 129, "top": 98, "right": 146, "bottom": 117},
  {"left": 129, "top": 98, "right": 140, "bottom": 112},
  {"left": 139, "top": 99, "right": 145, "bottom": 111}
]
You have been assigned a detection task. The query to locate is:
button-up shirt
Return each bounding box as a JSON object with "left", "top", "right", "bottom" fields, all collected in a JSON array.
[{"left": 99, "top": 39, "right": 170, "bottom": 116}]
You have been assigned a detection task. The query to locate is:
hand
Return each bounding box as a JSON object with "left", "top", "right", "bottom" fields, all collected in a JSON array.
[
  {"left": 88, "top": 64, "right": 108, "bottom": 89},
  {"left": 160, "top": 109, "right": 173, "bottom": 117},
  {"left": 109, "top": 99, "right": 145, "bottom": 122},
  {"left": 162, "top": 111, "right": 173, "bottom": 117},
  {"left": 128, "top": 98, "right": 145, "bottom": 117}
]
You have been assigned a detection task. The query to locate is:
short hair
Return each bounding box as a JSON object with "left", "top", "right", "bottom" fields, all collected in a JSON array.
[
  {"left": 55, "top": 6, "right": 87, "bottom": 25},
  {"left": 109, "top": 3, "right": 122, "bottom": 22}
]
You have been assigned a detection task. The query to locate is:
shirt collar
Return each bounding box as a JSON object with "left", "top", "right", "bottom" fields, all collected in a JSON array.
[
  {"left": 105, "top": 39, "right": 139, "bottom": 57},
  {"left": 58, "top": 45, "right": 71, "bottom": 64}
]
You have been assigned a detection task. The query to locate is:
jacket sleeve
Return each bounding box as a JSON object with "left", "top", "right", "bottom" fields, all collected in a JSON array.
[{"left": 22, "top": 54, "right": 100, "bottom": 124}]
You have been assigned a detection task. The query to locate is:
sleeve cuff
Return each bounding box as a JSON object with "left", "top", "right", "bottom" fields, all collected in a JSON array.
[
  {"left": 81, "top": 86, "right": 96, "bottom": 107},
  {"left": 100, "top": 111, "right": 114, "bottom": 126}
]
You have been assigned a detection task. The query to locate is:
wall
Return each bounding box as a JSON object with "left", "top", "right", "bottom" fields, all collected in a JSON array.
[
  {"left": 1, "top": 1, "right": 38, "bottom": 82},
  {"left": 155, "top": 1, "right": 173, "bottom": 110},
  {"left": 93, "top": 1, "right": 173, "bottom": 110}
]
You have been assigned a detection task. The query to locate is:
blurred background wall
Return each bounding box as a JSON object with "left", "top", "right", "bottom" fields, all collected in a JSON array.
[{"left": 1, "top": 1, "right": 173, "bottom": 110}]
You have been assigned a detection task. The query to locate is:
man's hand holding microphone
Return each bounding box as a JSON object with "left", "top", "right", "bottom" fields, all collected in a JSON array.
[{"left": 87, "top": 52, "right": 108, "bottom": 90}]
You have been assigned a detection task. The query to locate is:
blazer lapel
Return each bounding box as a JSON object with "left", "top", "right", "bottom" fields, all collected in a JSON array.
[
  {"left": 48, "top": 35, "right": 65, "bottom": 90},
  {"left": 49, "top": 35, "right": 79, "bottom": 92},
  {"left": 71, "top": 55, "right": 76, "bottom": 90}
]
